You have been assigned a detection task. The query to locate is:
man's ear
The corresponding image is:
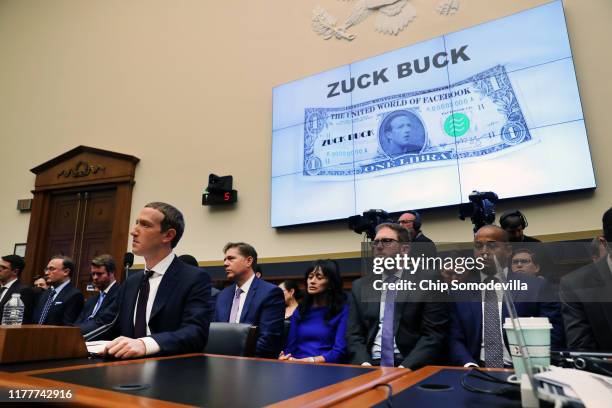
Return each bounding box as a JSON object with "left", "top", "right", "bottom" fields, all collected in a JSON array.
[
  {"left": 162, "top": 228, "right": 177, "bottom": 245},
  {"left": 245, "top": 256, "right": 254, "bottom": 268}
]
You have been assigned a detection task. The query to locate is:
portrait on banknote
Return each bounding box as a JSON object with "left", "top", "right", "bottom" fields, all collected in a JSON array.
[{"left": 378, "top": 110, "right": 426, "bottom": 157}]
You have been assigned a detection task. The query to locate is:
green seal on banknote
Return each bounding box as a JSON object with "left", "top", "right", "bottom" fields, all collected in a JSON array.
[{"left": 444, "top": 113, "right": 470, "bottom": 137}]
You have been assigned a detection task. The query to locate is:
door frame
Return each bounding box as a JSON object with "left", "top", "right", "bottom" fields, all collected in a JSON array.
[{"left": 24, "top": 146, "right": 139, "bottom": 287}]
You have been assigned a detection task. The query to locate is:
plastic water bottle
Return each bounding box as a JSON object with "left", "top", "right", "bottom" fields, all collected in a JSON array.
[{"left": 2, "top": 293, "right": 25, "bottom": 325}]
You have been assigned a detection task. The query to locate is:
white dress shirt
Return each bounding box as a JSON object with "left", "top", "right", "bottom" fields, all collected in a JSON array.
[
  {"left": 233, "top": 274, "right": 255, "bottom": 323},
  {"left": 134, "top": 252, "right": 175, "bottom": 355},
  {"left": 0, "top": 278, "right": 18, "bottom": 303}
]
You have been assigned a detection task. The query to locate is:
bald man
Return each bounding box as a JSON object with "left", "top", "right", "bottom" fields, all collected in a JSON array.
[{"left": 448, "top": 225, "right": 563, "bottom": 368}]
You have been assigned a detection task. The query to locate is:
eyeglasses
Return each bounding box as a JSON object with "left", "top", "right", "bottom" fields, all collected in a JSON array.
[
  {"left": 0, "top": 265, "right": 9, "bottom": 271},
  {"left": 44, "top": 266, "right": 64, "bottom": 272},
  {"left": 512, "top": 258, "right": 532, "bottom": 265},
  {"left": 370, "top": 238, "right": 399, "bottom": 248},
  {"left": 398, "top": 220, "right": 413, "bottom": 225}
]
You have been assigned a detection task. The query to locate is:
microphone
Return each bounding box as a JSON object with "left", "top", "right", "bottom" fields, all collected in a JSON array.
[
  {"left": 83, "top": 311, "right": 120, "bottom": 342},
  {"left": 124, "top": 252, "right": 134, "bottom": 279}
]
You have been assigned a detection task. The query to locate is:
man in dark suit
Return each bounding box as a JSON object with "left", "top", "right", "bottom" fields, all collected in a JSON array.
[
  {"left": 214, "top": 242, "right": 284, "bottom": 358},
  {"left": 75, "top": 254, "right": 120, "bottom": 325},
  {"left": 347, "top": 223, "right": 449, "bottom": 369},
  {"left": 0, "top": 255, "right": 36, "bottom": 323},
  {"left": 560, "top": 207, "right": 612, "bottom": 351},
  {"left": 449, "top": 225, "right": 564, "bottom": 367},
  {"left": 33, "top": 256, "right": 84, "bottom": 326},
  {"left": 81, "top": 202, "right": 211, "bottom": 359}
]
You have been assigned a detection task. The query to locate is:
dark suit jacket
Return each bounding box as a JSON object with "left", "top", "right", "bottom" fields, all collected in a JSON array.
[
  {"left": 214, "top": 277, "right": 285, "bottom": 358},
  {"left": 74, "top": 282, "right": 120, "bottom": 325},
  {"left": 346, "top": 273, "right": 449, "bottom": 369},
  {"left": 560, "top": 257, "right": 612, "bottom": 351},
  {"left": 0, "top": 280, "right": 37, "bottom": 324},
  {"left": 413, "top": 232, "right": 438, "bottom": 258},
  {"left": 81, "top": 256, "right": 211, "bottom": 355},
  {"left": 33, "top": 282, "right": 84, "bottom": 325},
  {"left": 449, "top": 271, "right": 564, "bottom": 366}
]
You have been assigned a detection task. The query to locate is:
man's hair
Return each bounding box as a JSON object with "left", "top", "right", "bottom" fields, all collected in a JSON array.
[
  {"left": 50, "top": 255, "right": 76, "bottom": 277},
  {"left": 384, "top": 111, "right": 412, "bottom": 134},
  {"left": 603, "top": 207, "right": 612, "bottom": 243},
  {"left": 178, "top": 254, "right": 199, "bottom": 268},
  {"left": 223, "top": 242, "right": 258, "bottom": 268},
  {"left": 1, "top": 255, "right": 25, "bottom": 276},
  {"left": 375, "top": 222, "right": 412, "bottom": 242},
  {"left": 90, "top": 254, "right": 116, "bottom": 274},
  {"left": 144, "top": 202, "right": 185, "bottom": 248}
]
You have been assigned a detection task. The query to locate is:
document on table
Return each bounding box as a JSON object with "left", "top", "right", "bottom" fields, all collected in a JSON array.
[{"left": 86, "top": 340, "right": 110, "bottom": 355}]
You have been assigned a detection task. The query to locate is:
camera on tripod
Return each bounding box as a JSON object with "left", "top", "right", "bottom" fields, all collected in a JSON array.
[
  {"left": 459, "top": 191, "right": 498, "bottom": 233},
  {"left": 348, "top": 209, "right": 392, "bottom": 240}
]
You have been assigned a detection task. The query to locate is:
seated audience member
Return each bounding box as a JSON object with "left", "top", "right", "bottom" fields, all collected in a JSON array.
[
  {"left": 33, "top": 256, "right": 84, "bottom": 325},
  {"left": 32, "top": 275, "right": 48, "bottom": 290},
  {"left": 449, "top": 225, "right": 564, "bottom": 368},
  {"left": 510, "top": 249, "right": 541, "bottom": 278},
  {"left": 80, "top": 202, "right": 211, "bottom": 359},
  {"left": 280, "top": 260, "right": 348, "bottom": 363},
  {"left": 347, "top": 223, "right": 449, "bottom": 369},
  {"left": 589, "top": 236, "right": 607, "bottom": 262},
  {"left": 279, "top": 280, "right": 301, "bottom": 320},
  {"left": 560, "top": 207, "right": 612, "bottom": 351},
  {"left": 214, "top": 242, "right": 284, "bottom": 358},
  {"left": 0, "top": 255, "right": 36, "bottom": 323},
  {"left": 178, "top": 254, "right": 219, "bottom": 321},
  {"left": 75, "top": 255, "right": 119, "bottom": 324}
]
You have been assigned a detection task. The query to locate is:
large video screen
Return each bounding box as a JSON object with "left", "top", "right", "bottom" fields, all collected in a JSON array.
[{"left": 271, "top": 1, "right": 595, "bottom": 227}]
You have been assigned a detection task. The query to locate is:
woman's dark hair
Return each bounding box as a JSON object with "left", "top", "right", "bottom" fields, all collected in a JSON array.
[
  {"left": 281, "top": 280, "right": 303, "bottom": 301},
  {"left": 298, "top": 259, "right": 346, "bottom": 322}
]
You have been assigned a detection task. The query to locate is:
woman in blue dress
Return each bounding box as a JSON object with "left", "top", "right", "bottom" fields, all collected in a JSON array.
[{"left": 279, "top": 259, "right": 349, "bottom": 364}]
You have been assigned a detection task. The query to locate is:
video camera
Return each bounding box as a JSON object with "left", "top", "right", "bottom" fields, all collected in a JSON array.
[
  {"left": 459, "top": 191, "right": 498, "bottom": 233},
  {"left": 348, "top": 209, "right": 392, "bottom": 240}
]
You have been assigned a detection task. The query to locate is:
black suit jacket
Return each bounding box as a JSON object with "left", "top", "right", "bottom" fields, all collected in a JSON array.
[
  {"left": 74, "top": 282, "right": 120, "bottom": 325},
  {"left": 413, "top": 232, "right": 438, "bottom": 258},
  {"left": 560, "top": 257, "right": 612, "bottom": 351},
  {"left": 33, "top": 282, "right": 84, "bottom": 325},
  {"left": 0, "top": 280, "right": 37, "bottom": 324},
  {"left": 346, "top": 272, "right": 449, "bottom": 369},
  {"left": 81, "top": 256, "right": 211, "bottom": 355}
]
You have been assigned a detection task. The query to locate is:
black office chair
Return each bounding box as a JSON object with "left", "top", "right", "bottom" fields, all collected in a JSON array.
[
  {"left": 204, "top": 322, "right": 258, "bottom": 357},
  {"left": 281, "top": 319, "right": 291, "bottom": 350}
]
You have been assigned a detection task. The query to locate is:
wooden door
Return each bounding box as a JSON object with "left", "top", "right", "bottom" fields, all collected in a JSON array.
[{"left": 41, "top": 188, "right": 117, "bottom": 293}]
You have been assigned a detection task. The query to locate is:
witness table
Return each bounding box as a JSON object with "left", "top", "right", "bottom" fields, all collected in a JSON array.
[{"left": 0, "top": 354, "right": 405, "bottom": 407}]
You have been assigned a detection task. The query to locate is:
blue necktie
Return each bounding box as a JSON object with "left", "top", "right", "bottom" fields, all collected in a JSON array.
[
  {"left": 381, "top": 274, "right": 398, "bottom": 367},
  {"left": 38, "top": 288, "right": 56, "bottom": 324},
  {"left": 89, "top": 291, "right": 106, "bottom": 319}
]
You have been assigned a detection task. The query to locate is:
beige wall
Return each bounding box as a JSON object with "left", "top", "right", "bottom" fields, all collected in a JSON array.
[{"left": 0, "top": 0, "right": 609, "bottom": 265}]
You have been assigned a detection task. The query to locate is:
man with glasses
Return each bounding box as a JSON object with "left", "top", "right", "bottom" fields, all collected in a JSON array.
[
  {"left": 75, "top": 254, "right": 119, "bottom": 324},
  {"left": 449, "top": 225, "right": 563, "bottom": 367},
  {"left": 510, "top": 249, "right": 541, "bottom": 278},
  {"left": 347, "top": 223, "right": 448, "bottom": 369},
  {"left": 33, "top": 256, "right": 84, "bottom": 325},
  {"left": 560, "top": 207, "right": 612, "bottom": 351}
]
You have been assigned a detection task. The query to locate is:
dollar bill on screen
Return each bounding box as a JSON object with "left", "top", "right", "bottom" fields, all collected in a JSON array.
[{"left": 303, "top": 65, "right": 532, "bottom": 178}]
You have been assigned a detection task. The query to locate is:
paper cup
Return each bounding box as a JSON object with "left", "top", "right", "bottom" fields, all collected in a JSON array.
[{"left": 503, "top": 317, "right": 552, "bottom": 377}]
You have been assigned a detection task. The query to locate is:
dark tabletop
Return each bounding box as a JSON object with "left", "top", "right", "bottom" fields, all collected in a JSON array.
[
  {"left": 374, "top": 369, "right": 522, "bottom": 408},
  {"left": 33, "top": 355, "right": 374, "bottom": 407}
]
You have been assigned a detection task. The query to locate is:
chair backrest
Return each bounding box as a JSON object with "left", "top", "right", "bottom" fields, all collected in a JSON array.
[
  {"left": 204, "top": 322, "right": 258, "bottom": 357},
  {"left": 281, "top": 319, "right": 291, "bottom": 350}
]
